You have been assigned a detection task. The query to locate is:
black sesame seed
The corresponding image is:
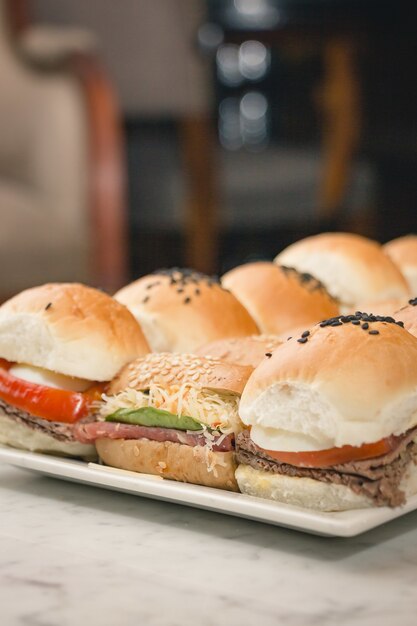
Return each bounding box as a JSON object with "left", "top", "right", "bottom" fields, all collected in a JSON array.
[
  {"left": 195, "top": 288, "right": 200, "bottom": 295},
  {"left": 287, "top": 336, "right": 292, "bottom": 341},
  {"left": 177, "top": 288, "right": 184, "bottom": 293},
  {"left": 142, "top": 296, "right": 149, "bottom": 304},
  {"left": 184, "top": 297, "right": 191, "bottom": 304},
  {"left": 409, "top": 297, "right": 417, "bottom": 306},
  {"left": 369, "top": 329, "right": 379, "bottom": 335},
  {"left": 351, "top": 320, "right": 360, "bottom": 325},
  {"left": 265, "top": 352, "right": 272, "bottom": 358},
  {"left": 396, "top": 320, "right": 405, "bottom": 328},
  {"left": 297, "top": 337, "right": 308, "bottom": 344},
  {"left": 301, "top": 330, "right": 310, "bottom": 338},
  {"left": 331, "top": 321, "right": 343, "bottom": 326},
  {"left": 45, "top": 302, "right": 52, "bottom": 311},
  {"left": 362, "top": 322, "right": 369, "bottom": 330}
]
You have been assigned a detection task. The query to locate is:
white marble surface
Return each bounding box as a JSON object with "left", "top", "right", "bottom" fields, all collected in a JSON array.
[{"left": 1, "top": 464, "right": 417, "bottom": 626}]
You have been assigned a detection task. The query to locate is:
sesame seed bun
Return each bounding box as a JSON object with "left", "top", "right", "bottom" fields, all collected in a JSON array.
[
  {"left": 114, "top": 269, "right": 259, "bottom": 353},
  {"left": 393, "top": 300, "right": 417, "bottom": 337},
  {"left": 384, "top": 235, "right": 417, "bottom": 295},
  {"left": 275, "top": 233, "right": 409, "bottom": 308},
  {"left": 96, "top": 352, "right": 252, "bottom": 491},
  {"left": 221, "top": 262, "right": 338, "bottom": 336},
  {"left": 0, "top": 283, "right": 150, "bottom": 381},
  {"left": 195, "top": 335, "right": 282, "bottom": 369},
  {"left": 96, "top": 438, "right": 238, "bottom": 491},
  {"left": 240, "top": 314, "right": 417, "bottom": 450},
  {"left": 109, "top": 352, "right": 253, "bottom": 396}
]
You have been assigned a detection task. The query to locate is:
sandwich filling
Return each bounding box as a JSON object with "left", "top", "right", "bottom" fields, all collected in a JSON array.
[
  {"left": 74, "top": 383, "right": 241, "bottom": 457},
  {"left": 236, "top": 428, "right": 417, "bottom": 507},
  {"left": 0, "top": 360, "right": 102, "bottom": 445}
]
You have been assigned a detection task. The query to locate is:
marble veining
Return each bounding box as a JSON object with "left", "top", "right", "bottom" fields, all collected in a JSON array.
[{"left": 1, "top": 465, "right": 417, "bottom": 625}]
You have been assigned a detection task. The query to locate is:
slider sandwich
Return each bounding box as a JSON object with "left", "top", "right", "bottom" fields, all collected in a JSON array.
[
  {"left": 394, "top": 298, "right": 417, "bottom": 338},
  {"left": 75, "top": 353, "right": 252, "bottom": 490},
  {"left": 0, "top": 283, "right": 150, "bottom": 457},
  {"left": 236, "top": 313, "right": 417, "bottom": 510},
  {"left": 115, "top": 268, "right": 258, "bottom": 353},
  {"left": 222, "top": 262, "right": 339, "bottom": 337},
  {"left": 384, "top": 235, "right": 417, "bottom": 295},
  {"left": 196, "top": 335, "right": 282, "bottom": 369},
  {"left": 275, "top": 232, "right": 409, "bottom": 311}
]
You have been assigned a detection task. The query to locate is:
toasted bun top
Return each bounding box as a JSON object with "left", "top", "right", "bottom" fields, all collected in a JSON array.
[
  {"left": 196, "top": 334, "right": 282, "bottom": 368},
  {"left": 0, "top": 283, "right": 150, "bottom": 381},
  {"left": 114, "top": 269, "right": 259, "bottom": 352},
  {"left": 109, "top": 352, "right": 253, "bottom": 396},
  {"left": 240, "top": 313, "right": 417, "bottom": 449},
  {"left": 222, "top": 262, "right": 338, "bottom": 336},
  {"left": 394, "top": 299, "right": 417, "bottom": 337},
  {"left": 275, "top": 232, "right": 409, "bottom": 307},
  {"left": 384, "top": 235, "right": 417, "bottom": 294}
]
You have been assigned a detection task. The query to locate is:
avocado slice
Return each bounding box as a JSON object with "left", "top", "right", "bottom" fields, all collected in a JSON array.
[{"left": 105, "top": 406, "right": 203, "bottom": 431}]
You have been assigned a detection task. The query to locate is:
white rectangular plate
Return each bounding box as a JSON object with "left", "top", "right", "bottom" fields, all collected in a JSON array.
[{"left": 1, "top": 444, "right": 416, "bottom": 537}]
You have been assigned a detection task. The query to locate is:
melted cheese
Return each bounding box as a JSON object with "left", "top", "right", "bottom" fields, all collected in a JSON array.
[{"left": 9, "top": 364, "right": 91, "bottom": 392}]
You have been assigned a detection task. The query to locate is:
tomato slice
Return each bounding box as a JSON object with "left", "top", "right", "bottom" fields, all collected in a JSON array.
[
  {"left": 260, "top": 434, "right": 402, "bottom": 468},
  {"left": 0, "top": 360, "right": 105, "bottom": 424}
]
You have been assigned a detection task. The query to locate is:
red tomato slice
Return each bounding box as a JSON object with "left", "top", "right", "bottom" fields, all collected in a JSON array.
[
  {"left": 0, "top": 360, "right": 105, "bottom": 424},
  {"left": 261, "top": 435, "right": 402, "bottom": 468}
]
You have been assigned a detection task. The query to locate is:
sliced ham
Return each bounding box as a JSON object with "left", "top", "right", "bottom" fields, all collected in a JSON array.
[{"left": 74, "top": 421, "right": 234, "bottom": 452}]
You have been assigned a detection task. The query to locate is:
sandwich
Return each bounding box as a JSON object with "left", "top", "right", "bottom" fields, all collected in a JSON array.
[
  {"left": 384, "top": 234, "right": 417, "bottom": 295},
  {"left": 222, "top": 262, "right": 338, "bottom": 336},
  {"left": 196, "top": 334, "right": 282, "bottom": 368},
  {"left": 75, "top": 352, "right": 252, "bottom": 490},
  {"left": 114, "top": 268, "right": 259, "bottom": 353},
  {"left": 236, "top": 312, "right": 417, "bottom": 510},
  {"left": 0, "top": 283, "right": 150, "bottom": 457},
  {"left": 275, "top": 232, "right": 409, "bottom": 310},
  {"left": 393, "top": 298, "right": 417, "bottom": 338}
]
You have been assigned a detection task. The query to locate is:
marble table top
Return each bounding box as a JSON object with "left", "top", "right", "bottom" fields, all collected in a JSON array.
[{"left": 1, "top": 464, "right": 417, "bottom": 626}]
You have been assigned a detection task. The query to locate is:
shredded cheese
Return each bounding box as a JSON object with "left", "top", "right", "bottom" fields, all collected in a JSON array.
[{"left": 100, "top": 383, "right": 242, "bottom": 436}]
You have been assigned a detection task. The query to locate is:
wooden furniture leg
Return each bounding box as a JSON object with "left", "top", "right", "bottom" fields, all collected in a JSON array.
[
  {"left": 318, "top": 37, "right": 360, "bottom": 220},
  {"left": 179, "top": 115, "right": 218, "bottom": 274}
]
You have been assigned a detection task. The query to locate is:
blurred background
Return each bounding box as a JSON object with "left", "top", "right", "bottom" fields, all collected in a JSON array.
[{"left": 1, "top": 0, "right": 417, "bottom": 298}]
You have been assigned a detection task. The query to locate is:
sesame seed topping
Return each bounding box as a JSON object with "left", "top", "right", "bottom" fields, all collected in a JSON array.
[
  {"left": 45, "top": 302, "right": 52, "bottom": 311},
  {"left": 184, "top": 297, "right": 191, "bottom": 304},
  {"left": 297, "top": 337, "right": 308, "bottom": 344},
  {"left": 409, "top": 298, "right": 417, "bottom": 306},
  {"left": 265, "top": 352, "right": 272, "bottom": 358},
  {"left": 369, "top": 329, "right": 379, "bottom": 335},
  {"left": 301, "top": 330, "right": 310, "bottom": 338},
  {"left": 362, "top": 322, "right": 369, "bottom": 330}
]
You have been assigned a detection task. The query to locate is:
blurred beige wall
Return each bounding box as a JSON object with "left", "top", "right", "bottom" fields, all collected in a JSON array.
[{"left": 33, "top": 0, "right": 211, "bottom": 117}]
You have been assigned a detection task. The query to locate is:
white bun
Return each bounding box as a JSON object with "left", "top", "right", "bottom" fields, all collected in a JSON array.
[
  {"left": 222, "top": 262, "right": 338, "bottom": 336},
  {"left": 109, "top": 352, "right": 252, "bottom": 396},
  {"left": 240, "top": 317, "right": 417, "bottom": 449},
  {"left": 195, "top": 334, "right": 282, "bottom": 368},
  {"left": 393, "top": 301, "right": 417, "bottom": 338},
  {"left": 235, "top": 464, "right": 417, "bottom": 512},
  {"left": 114, "top": 269, "right": 258, "bottom": 353},
  {"left": 275, "top": 232, "right": 409, "bottom": 307},
  {"left": 384, "top": 235, "right": 417, "bottom": 295},
  {"left": 0, "top": 283, "right": 150, "bottom": 381},
  {"left": 96, "top": 438, "right": 238, "bottom": 491},
  {"left": 348, "top": 297, "right": 408, "bottom": 318},
  {"left": 0, "top": 413, "right": 95, "bottom": 459}
]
